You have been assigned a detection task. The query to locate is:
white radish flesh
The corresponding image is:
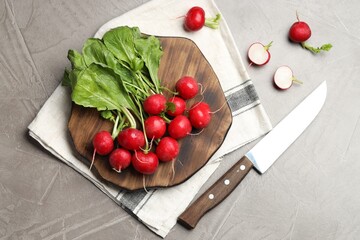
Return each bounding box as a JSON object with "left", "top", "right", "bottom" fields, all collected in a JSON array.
[
  {"left": 274, "top": 66, "right": 294, "bottom": 90},
  {"left": 248, "top": 42, "right": 271, "bottom": 66}
]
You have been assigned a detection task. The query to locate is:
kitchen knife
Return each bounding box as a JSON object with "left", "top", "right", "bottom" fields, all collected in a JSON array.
[{"left": 178, "top": 81, "right": 327, "bottom": 229}]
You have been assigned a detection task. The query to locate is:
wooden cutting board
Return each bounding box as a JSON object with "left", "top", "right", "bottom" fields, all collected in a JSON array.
[{"left": 68, "top": 36, "right": 232, "bottom": 191}]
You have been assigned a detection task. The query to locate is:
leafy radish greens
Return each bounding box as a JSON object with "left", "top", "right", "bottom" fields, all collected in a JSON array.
[{"left": 63, "top": 26, "right": 164, "bottom": 139}]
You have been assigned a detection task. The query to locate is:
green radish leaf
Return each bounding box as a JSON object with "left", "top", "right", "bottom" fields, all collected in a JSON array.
[
  {"left": 166, "top": 102, "right": 176, "bottom": 113},
  {"left": 301, "top": 42, "right": 333, "bottom": 54},
  {"left": 130, "top": 57, "right": 144, "bottom": 71},
  {"left": 71, "top": 63, "right": 136, "bottom": 113},
  {"left": 320, "top": 43, "right": 333, "bottom": 51},
  {"left": 82, "top": 37, "right": 139, "bottom": 90},
  {"left": 82, "top": 38, "right": 119, "bottom": 70},
  {"left": 103, "top": 26, "right": 140, "bottom": 67},
  {"left": 134, "top": 35, "right": 163, "bottom": 93},
  {"left": 101, "top": 110, "right": 115, "bottom": 121},
  {"left": 63, "top": 50, "right": 87, "bottom": 88},
  {"left": 62, "top": 69, "right": 71, "bottom": 87},
  {"left": 83, "top": 38, "right": 110, "bottom": 67},
  {"left": 62, "top": 68, "right": 83, "bottom": 89},
  {"left": 68, "top": 49, "right": 86, "bottom": 70}
]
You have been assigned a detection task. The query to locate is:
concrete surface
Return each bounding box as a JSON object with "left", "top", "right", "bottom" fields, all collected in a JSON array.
[{"left": 1, "top": 0, "right": 360, "bottom": 239}]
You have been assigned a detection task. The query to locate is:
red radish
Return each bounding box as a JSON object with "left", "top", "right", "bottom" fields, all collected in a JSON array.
[
  {"left": 247, "top": 41, "right": 273, "bottom": 66},
  {"left": 184, "top": 6, "right": 221, "bottom": 31},
  {"left": 184, "top": 6, "right": 205, "bottom": 31},
  {"left": 175, "top": 76, "right": 199, "bottom": 100},
  {"left": 117, "top": 128, "right": 145, "bottom": 151},
  {"left": 143, "top": 94, "right": 167, "bottom": 115},
  {"left": 273, "top": 66, "right": 302, "bottom": 90},
  {"left": 156, "top": 137, "right": 180, "bottom": 162},
  {"left": 144, "top": 116, "right": 166, "bottom": 139},
  {"left": 132, "top": 151, "right": 159, "bottom": 175},
  {"left": 189, "top": 102, "right": 212, "bottom": 129},
  {"left": 166, "top": 96, "right": 186, "bottom": 117},
  {"left": 109, "top": 148, "right": 131, "bottom": 172},
  {"left": 168, "top": 115, "right": 192, "bottom": 139},
  {"left": 92, "top": 131, "right": 114, "bottom": 155},
  {"left": 289, "top": 21, "right": 311, "bottom": 43},
  {"left": 289, "top": 12, "right": 332, "bottom": 54},
  {"left": 90, "top": 130, "right": 114, "bottom": 170}
]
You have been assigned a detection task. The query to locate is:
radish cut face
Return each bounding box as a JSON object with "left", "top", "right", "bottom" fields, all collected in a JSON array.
[
  {"left": 274, "top": 66, "right": 294, "bottom": 90},
  {"left": 248, "top": 42, "right": 270, "bottom": 66}
]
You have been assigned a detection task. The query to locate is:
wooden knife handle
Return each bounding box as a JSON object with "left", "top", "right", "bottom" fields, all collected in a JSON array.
[{"left": 178, "top": 155, "right": 253, "bottom": 229}]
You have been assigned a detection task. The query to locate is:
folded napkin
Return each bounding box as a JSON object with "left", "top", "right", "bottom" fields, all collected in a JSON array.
[{"left": 28, "top": 0, "right": 272, "bottom": 237}]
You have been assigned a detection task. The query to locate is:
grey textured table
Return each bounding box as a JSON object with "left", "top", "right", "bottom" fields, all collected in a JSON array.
[{"left": 1, "top": 0, "right": 360, "bottom": 239}]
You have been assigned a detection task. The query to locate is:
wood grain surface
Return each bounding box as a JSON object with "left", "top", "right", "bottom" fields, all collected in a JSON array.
[{"left": 68, "top": 36, "right": 232, "bottom": 191}]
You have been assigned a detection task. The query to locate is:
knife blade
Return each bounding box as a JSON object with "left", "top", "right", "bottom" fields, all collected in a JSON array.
[{"left": 178, "top": 81, "right": 327, "bottom": 229}]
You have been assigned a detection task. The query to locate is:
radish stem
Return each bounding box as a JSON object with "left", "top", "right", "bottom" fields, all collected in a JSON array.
[
  {"left": 264, "top": 41, "right": 273, "bottom": 51},
  {"left": 119, "top": 106, "right": 137, "bottom": 129},
  {"left": 301, "top": 42, "right": 333, "bottom": 54},
  {"left": 136, "top": 100, "right": 149, "bottom": 153},
  {"left": 292, "top": 77, "right": 303, "bottom": 85},
  {"left": 160, "top": 113, "right": 171, "bottom": 124},
  {"left": 111, "top": 114, "right": 120, "bottom": 139},
  {"left": 162, "top": 87, "right": 178, "bottom": 95},
  {"left": 205, "top": 14, "right": 221, "bottom": 29}
]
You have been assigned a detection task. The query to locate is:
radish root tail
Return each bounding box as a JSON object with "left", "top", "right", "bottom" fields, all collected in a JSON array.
[
  {"left": 171, "top": 160, "right": 175, "bottom": 182},
  {"left": 112, "top": 167, "right": 122, "bottom": 173},
  {"left": 198, "top": 83, "right": 207, "bottom": 95},
  {"left": 210, "top": 99, "right": 228, "bottom": 114},
  {"left": 187, "top": 98, "right": 204, "bottom": 111},
  {"left": 90, "top": 149, "right": 96, "bottom": 170},
  {"left": 173, "top": 15, "right": 186, "bottom": 20},
  {"left": 143, "top": 175, "right": 149, "bottom": 193},
  {"left": 189, "top": 128, "right": 205, "bottom": 136},
  {"left": 148, "top": 136, "right": 155, "bottom": 150},
  {"left": 296, "top": 10, "right": 300, "bottom": 22},
  {"left": 134, "top": 151, "right": 147, "bottom": 164}
]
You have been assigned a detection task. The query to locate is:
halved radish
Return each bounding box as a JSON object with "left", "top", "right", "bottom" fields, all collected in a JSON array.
[
  {"left": 247, "top": 41, "right": 273, "bottom": 66},
  {"left": 273, "top": 66, "right": 302, "bottom": 90}
]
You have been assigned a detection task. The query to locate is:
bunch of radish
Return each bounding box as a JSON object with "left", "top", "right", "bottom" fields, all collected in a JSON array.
[{"left": 91, "top": 76, "right": 213, "bottom": 176}]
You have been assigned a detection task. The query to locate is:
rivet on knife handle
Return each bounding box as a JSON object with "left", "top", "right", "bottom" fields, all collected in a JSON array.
[{"left": 177, "top": 156, "right": 253, "bottom": 229}]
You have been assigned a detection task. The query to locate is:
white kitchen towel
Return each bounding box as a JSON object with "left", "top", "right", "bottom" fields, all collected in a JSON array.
[{"left": 28, "top": 0, "right": 272, "bottom": 237}]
